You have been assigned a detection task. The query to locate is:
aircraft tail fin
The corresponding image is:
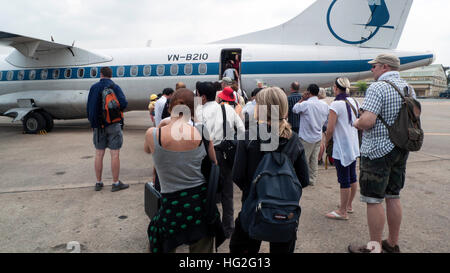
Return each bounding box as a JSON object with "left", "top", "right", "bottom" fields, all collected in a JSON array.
[{"left": 214, "top": 0, "right": 413, "bottom": 49}]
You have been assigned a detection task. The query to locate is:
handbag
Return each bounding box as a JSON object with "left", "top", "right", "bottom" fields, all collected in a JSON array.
[{"left": 215, "top": 104, "right": 237, "bottom": 168}]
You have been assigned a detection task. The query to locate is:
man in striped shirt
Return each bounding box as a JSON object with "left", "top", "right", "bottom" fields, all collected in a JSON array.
[
  {"left": 349, "top": 54, "right": 415, "bottom": 253},
  {"left": 287, "top": 82, "right": 302, "bottom": 134}
]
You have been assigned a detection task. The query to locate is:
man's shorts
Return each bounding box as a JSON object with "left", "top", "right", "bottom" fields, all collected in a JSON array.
[
  {"left": 93, "top": 123, "right": 123, "bottom": 150},
  {"left": 334, "top": 159, "right": 357, "bottom": 189},
  {"left": 359, "top": 147, "right": 409, "bottom": 204}
]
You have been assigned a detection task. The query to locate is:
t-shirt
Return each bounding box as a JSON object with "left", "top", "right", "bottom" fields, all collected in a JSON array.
[
  {"left": 329, "top": 98, "right": 360, "bottom": 166},
  {"left": 223, "top": 68, "right": 236, "bottom": 80}
]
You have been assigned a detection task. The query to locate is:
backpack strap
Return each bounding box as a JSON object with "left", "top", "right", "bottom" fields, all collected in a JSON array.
[
  {"left": 221, "top": 104, "right": 227, "bottom": 139},
  {"left": 344, "top": 98, "right": 359, "bottom": 118},
  {"left": 377, "top": 80, "right": 406, "bottom": 129}
]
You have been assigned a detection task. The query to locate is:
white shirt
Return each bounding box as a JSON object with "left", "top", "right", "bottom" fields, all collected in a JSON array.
[
  {"left": 195, "top": 101, "right": 245, "bottom": 146},
  {"left": 329, "top": 98, "right": 360, "bottom": 167},
  {"left": 242, "top": 100, "right": 256, "bottom": 122},
  {"left": 154, "top": 96, "right": 167, "bottom": 126},
  {"left": 292, "top": 96, "right": 329, "bottom": 143}
]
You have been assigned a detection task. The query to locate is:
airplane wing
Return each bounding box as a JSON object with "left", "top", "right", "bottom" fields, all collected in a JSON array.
[
  {"left": 0, "top": 31, "right": 72, "bottom": 57},
  {"left": 0, "top": 31, "right": 112, "bottom": 67}
]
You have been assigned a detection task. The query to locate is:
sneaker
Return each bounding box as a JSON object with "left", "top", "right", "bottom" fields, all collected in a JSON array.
[
  {"left": 382, "top": 240, "right": 401, "bottom": 253},
  {"left": 111, "top": 181, "right": 129, "bottom": 192},
  {"left": 348, "top": 244, "right": 372, "bottom": 253},
  {"left": 95, "top": 182, "right": 104, "bottom": 191}
]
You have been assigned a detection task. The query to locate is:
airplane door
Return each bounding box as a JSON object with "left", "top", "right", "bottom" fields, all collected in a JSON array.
[{"left": 220, "top": 49, "right": 242, "bottom": 83}]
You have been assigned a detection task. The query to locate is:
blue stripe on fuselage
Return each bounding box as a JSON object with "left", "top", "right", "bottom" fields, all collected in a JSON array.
[{"left": 0, "top": 54, "right": 433, "bottom": 82}]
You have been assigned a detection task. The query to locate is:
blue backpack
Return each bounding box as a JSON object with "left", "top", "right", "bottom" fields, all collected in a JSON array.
[{"left": 240, "top": 150, "right": 302, "bottom": 243}]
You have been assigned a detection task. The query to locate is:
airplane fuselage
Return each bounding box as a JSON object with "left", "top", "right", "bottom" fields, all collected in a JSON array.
[{"left": 0, "top": 43, "right": 434, "bottom": 120}]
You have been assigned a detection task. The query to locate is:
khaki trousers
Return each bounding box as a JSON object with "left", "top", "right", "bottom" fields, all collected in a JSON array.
[{"left": 300, "top": 138, "right": 321, "bottom": 185}]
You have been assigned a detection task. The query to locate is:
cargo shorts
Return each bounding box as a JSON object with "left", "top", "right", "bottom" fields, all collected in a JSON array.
[
  {"left": 93, "top": 123, "right": 123, "bottom": 150},
  {"left": 359, "top": 147, "right": 409, "bottom": 204}
]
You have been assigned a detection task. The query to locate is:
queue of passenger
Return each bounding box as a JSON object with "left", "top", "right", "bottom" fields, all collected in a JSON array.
[{"left": 87, "top": 53, "right": 412, "bottom": 253}]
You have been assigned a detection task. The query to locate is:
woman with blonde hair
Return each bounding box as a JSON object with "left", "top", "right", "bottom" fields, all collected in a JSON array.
[
  {"left": 230, "top": 87, "right": 310, "bottom": 254},
  {"left": 325, "top": 77, "right": 360, "bottom": 220}
]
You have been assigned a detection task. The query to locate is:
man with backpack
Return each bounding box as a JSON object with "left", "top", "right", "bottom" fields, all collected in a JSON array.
[
  {"left": 195, "top": 82, "right": 245, "bottom": 238},
  {"left": 349, "top": 54, "right": 419, "bottom": 253},
  {"left": 87, "top": 67, "right": 129, "bottom": 192}
]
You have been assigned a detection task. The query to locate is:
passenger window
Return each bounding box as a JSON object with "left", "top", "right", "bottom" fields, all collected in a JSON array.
[
  {"left": 29, "top": 70, "right": 36, "bottom": 80},
  {"left": 117, "top": 66, "right": 125, "bottom": 77},
  {"left": 18, "top": 70, "right": 25, "bottom": 81},
  {"left": 184, "top": 64, "right": 193, "bottom": 75},
  {"left": 64, "top": 68, "right": 72, "bottom": 79},
  {"left": 198, "top": 63, "right": 207, "bottom": 75},
  {"left": 77, "top": 68, "right": 85, "bottom": 78},
  {"left": 131, "top": 66, "right": 138, "bottom": 77},
  {"left": 90, "top": 67, "right": 98, "bottom": 78},
  {"left": 143, "top": 65, "right": 151, "bottom": 76},
  {"left": 7, "top": 71, "right": 13, "bottom": 81},
  {"left": 53, "top": 69, "right": 60, "bottom": 79},
  {"left": 41, "top": 69, "right": 48, "bottom": 80},
  {"left": 157, "top": 65, "right": 165, "bottom": 76},
  {"left": 170, "top": 64, "right": 178, "bottom": 76}
]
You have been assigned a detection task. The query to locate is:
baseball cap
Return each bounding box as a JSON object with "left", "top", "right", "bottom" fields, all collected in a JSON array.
[
  {"left": 368, "top": 54, "right": 401, "bottom": 69},
  {"left": 150, "top": 94, "right": 158, "bottom": 101},
  {"left": 219, "top": 77, "right": 233, "bottom": 85}
]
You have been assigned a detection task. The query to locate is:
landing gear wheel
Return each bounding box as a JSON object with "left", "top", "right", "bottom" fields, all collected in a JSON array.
[
  {"left": 40, "top": 111, "right": 54, "bottom": 132},
  {"left": 23, "top": 112, "right": 47, "bottom": 134}
]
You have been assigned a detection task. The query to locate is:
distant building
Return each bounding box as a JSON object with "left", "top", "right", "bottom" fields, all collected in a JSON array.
[
  {"left": 347, "top": 64, "right": 447, "bottom": 97},
  {"left": 400, "top": 64, "right": 447, "bottom": 97}
]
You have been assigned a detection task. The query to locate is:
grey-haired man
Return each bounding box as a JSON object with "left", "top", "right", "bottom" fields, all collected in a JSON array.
[{"left": 349, "top": 54, "right": 416, "bottom": 253}]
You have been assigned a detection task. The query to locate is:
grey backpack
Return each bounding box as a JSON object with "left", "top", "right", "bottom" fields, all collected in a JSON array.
[{"left": 378, "top": 81, "right": 424, "bottom": 152}]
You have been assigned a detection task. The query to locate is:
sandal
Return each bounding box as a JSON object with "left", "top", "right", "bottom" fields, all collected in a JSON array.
[
  {"left": 337, "top": 205, "right": 354, "bottom": 214},
  {"left": 325, "top": 210, "right": 349, "bottom": 220}
]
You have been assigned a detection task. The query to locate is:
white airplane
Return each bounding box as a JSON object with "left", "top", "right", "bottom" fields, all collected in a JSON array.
[{"left": 0, "top": 0, "right": 434, "bottom": 133}]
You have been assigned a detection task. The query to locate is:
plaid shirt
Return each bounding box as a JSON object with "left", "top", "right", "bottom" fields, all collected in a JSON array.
[{"left": 360, "top": 71, "right": 416, "bottom": 159}]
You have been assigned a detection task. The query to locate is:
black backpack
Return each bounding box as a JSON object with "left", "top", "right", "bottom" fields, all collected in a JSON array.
[
  {"left": 161, "top": 98, "right": 171, "bottom": 120},
  {"left": 240, "top": 147, "right": 302, "bottom": 243},
  {"left": 378, "top": 81, "right": 424, "bottom": 152},
  {"left": 215, "top": 104, "right": 237, "bottom": 169}
]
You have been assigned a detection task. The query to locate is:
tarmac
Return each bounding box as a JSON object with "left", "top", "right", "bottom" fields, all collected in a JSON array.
[{"left": 0, "top": 98, "right": 449, "bottom": 253}]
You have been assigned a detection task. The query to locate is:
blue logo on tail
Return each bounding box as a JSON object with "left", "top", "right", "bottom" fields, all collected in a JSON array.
[{"left": 327, "top": 0, "right": 395, "bottom": 45}]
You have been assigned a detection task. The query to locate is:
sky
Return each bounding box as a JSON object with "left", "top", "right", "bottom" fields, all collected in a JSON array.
[{"left": 0, "top": 0, "right": 448, "bottom": 67}]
